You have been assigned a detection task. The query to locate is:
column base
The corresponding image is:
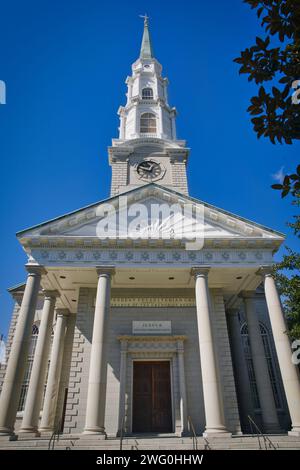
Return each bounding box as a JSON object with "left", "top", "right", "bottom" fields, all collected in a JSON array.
[
  {"left": 38, "top": 428, "right": 55, "bottom": 436},
  {"left": 288, "top": 427, "right": 300, "bottom": 437},
  {"left": 82, "top": 425, "right": 107, "bottom": 440},
  {"left": 81, "top": 432, "right": 106, "bottom": 440},
  {"left": 18, "top": 430, "right": 41, "bottom": 439},
  {"left": 203, "top": 429, "right": 232, "bottom": 438}
]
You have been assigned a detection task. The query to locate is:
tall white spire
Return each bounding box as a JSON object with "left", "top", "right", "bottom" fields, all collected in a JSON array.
[
  {"left": 117, "top": 17, "right": 177, "bottom": 141},
  {"left": 139, "top": 14, "right": 154, "bottom": 59},
  {"left": 109, "top": 18, "right": 189, "bottom": 197}
]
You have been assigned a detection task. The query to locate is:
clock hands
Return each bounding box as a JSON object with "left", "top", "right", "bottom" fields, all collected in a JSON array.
[
  {"left": 144, "top": 162, "right": 155, "bottom": 172},
  {"left": 137, "top": 160, "right": 162, "bottom": 180},
  {"left": 139, "top": 161, "right": 155, "bottom": 172}
]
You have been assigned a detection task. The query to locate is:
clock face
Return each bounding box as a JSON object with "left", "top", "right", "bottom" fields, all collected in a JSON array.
[{"left": 136, "top": 160, "right": 163, "bottom": 181}]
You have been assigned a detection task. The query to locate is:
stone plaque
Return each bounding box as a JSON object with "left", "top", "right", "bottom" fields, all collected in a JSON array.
[{"left": 132, "top": 321, "right": 172, "bottom": 335}]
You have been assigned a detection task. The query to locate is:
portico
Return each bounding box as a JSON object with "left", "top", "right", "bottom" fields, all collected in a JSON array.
[{"left": 2, "top": 246, "right": 300, "bottom": 438}]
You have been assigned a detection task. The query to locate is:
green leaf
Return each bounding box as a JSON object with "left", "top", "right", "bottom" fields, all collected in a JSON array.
[
  {"left": 272, "top": 86, "right": 281, "bottom": 99},
  {"left": 281, "top": 188, "right": 290, "bottom": 198},
  {"left": 259, "top": 86, "right": 266, "bottom": 99},
  {"left": 256, "top": 36, "right": 266, "bottom": 49},
  {"left": 279, "top": 76, "right": 290, "bottom": 84},
  {"left": 257, "top": 6, "right": 263, "bottom": 18}
]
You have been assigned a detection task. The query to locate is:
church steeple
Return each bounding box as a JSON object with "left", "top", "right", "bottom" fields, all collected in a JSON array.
[
  {"left": 116, "top": 17, "right": 177, "bottom": 142},
  {"left": 139, "top": 15, "right": 154, "bottom": 59},
  {"left": 109, "top": 18, "right": 189, "bottom": 197}
]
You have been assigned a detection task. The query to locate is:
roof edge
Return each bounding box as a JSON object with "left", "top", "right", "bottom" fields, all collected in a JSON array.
[{"left": 16, "top": 183, "right": 286, "bottom": 240}]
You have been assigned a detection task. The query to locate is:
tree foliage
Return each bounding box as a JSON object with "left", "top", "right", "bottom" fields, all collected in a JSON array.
[
  {"left": 234, "top": 0, "right": 300, "bottom": 196},
  {"left": 273, "top": 197, "right": 300, "bottom": 339}
]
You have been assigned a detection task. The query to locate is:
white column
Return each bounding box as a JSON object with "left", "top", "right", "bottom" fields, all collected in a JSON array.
[
  {"left": 137, "top": 74, "right": 141, "bottom": 98},
  {"left": 134, "top": 105, "right": 139, "bottom": 138},
  {"left": 158, "top": 105, "right": 164, "bottom": 138},
  {"left": 226, "top": 308, "right": 255, "bottom": 432},
  {"left": 191, "top": 267, "right": 230, "bottom": 436},
  {"left": 171, "top": 113, "right": 177, "bottom": 140},
  {"left": 177, "top": 340, "right": 188, "bottom": 436},
  {"left": 242, "top": 291, "right": 280, "bottom": 432},
  {"left": 117, "top": 340, "right": 127, "bottom": 436},
  {"left": 127, "top": 78, "right": 133, "bottom": 102},
  {"left": 260, "top": 267, "right": 300, "bottom": 436},
  {"left": 0, "top": 265, "right": 46, "bottom": 436},
  {"left": 19, "top": 290, "right": 60, "bottom": 435},
  {"left": 83, "top": 266, "right": 115, "bottom": 437},
  {"left": 39, "top": 309, "right": 69, "bottom": 433},
  {"left": 119, "top": 113, "right": 126, "bottom": 140},
  {"left": 163, "top": 78, "right": 169, "bottom": 104}
]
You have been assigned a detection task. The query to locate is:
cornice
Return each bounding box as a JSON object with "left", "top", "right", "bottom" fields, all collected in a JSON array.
[
  {"left": 22, "top": 237, "right": 281, "bottom": 250},
  {"left": 110, "top": 137, "right": 187, "bottom": 149}
]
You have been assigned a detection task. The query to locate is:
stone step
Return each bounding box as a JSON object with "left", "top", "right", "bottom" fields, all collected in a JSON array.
[{"left": 0, "top": 433, "right": 299, "bottom": 451}]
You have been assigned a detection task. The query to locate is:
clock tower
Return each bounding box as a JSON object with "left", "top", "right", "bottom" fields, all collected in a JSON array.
[{"left": 109, "top": 16, "right": 189, "bottom": 196}]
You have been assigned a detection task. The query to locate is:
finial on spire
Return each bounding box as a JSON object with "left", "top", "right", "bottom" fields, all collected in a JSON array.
[
  {"left": 139, "top": 14, "right": 154, "bottom": 59},
  {"left": 139, "top": 14, "right": 149, "bottom": 27}
]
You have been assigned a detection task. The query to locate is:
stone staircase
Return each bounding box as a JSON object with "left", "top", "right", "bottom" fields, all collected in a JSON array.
[{"left": 0, "top": 434, "right": 300, "bottom": 450}]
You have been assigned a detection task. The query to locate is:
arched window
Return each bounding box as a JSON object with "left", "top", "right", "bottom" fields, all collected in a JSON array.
[
  {"left": 241, "top": 322, "right": 282, "bottom": 409},
  {"left": 18, "top": 323, "right": 40, "bottom": 411},
  {"left": 142, "top": 87, "right": 153, "bottom": 100},
  {"left": 140, "top": 112, "right": 156, "bottom": 134}
]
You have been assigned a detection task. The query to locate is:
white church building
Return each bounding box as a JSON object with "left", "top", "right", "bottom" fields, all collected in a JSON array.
[{"left": 0, "top": 18, "right": 300, "bottom": 446}]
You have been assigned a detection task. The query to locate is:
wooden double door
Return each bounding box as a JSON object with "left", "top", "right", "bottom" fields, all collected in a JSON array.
[{"left": 132, "top": 361, "right": 172, "bottom": 433}]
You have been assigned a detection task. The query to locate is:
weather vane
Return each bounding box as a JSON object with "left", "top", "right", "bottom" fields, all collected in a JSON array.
[{"left": 139, "top": 14, "right": 149, "bottom": 26}]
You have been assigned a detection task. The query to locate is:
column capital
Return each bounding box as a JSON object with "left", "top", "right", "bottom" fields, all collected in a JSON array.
[
  {"left": 42, "top": 290, "right": 60, "bottom": 299},
  {"left": 256, "top": 265, "right": 274, "bottom": 277},
  {"left": 239, "top": 290, "right": 256, "bottom": 300},
  {"left": 55, "top": 308, "right": 70, "bottom": 318},
  {"left": 191, "top": 266, "right": 210, "bottom": 278},
  {"left": 176, "top": 339, "right": 185, "bottom": 353},
  {"left": 96, "top": 266, "right": 116, "bottom": 277},
  {"left": 25, "top": 264, "right": 47, "bottom": 276}
]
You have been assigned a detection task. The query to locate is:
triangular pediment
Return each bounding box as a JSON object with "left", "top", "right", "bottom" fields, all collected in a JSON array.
[{"left": 17, "top": 184, "right": 284, "bottom": 248}]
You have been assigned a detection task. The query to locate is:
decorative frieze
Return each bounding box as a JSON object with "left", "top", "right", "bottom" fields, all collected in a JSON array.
[
  {"left": 29, "top": 248, "right": 273, "bottom": 267},
  {"left": 111, "top": 297, "right": 195, "bottom": 307}
]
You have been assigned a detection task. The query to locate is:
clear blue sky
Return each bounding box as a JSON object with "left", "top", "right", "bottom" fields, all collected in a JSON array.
[{"left": 0, "top": 0, "right": 299, "bottom": 336}]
